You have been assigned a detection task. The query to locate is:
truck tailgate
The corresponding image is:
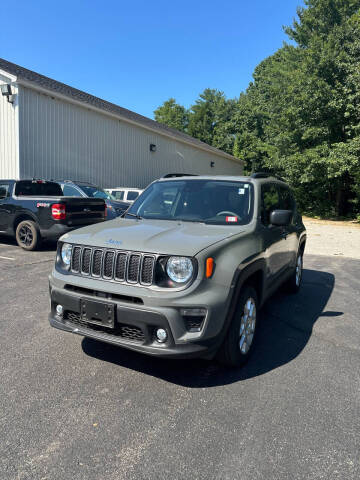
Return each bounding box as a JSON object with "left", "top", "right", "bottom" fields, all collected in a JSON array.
[{"left": 61, "top": 198, "right": 106, "bottom": 225}]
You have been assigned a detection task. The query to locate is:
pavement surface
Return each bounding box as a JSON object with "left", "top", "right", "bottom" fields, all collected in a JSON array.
[
  {"left": 303, "top": 218, "right": 360, "bottom": 259},
  {"left": 1, "top": 237, "right": 359, "bottom": 480}
]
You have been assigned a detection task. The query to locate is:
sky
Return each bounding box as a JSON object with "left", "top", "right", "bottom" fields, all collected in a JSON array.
[{"left": 0, "top": 0, "right": 304, "bottom": 119}]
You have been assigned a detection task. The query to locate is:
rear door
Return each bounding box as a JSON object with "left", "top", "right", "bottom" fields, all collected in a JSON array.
[{"left": 260, "top": 183, "right": 289, "bottom": 280}]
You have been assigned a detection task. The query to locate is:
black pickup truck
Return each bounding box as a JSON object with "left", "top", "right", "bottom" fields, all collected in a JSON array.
[{"left": 0, "top": 179, "right": 106, "bottom": 250}]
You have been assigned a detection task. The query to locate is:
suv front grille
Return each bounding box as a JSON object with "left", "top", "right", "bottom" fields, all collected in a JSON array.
[
  {"left": 81, "top": 248, "right": 92, "bottom": 274},
  {"left": 70, "top": 245, "right": 156, "bottom": 286}
]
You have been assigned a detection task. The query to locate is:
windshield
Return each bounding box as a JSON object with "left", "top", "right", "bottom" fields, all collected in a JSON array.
[
  {"left": 126, "top": 180, "right": 254, "bottom": 225},
  {"left": 79, "top": 185, "right": 116, "bottom": 200}
]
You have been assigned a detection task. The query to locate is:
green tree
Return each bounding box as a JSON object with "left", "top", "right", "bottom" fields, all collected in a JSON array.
[
  {"left": 154, "top": 0, "right": 360, "bottom": 217},
  {"left": 187, "top": 89, "right": 236, "bottom": 155},
  {"left": 154, "top": 98, "right": 189, "bottom": 133},
  {"left": 233, "top": 0, "right": 360, "bottom": 216}
]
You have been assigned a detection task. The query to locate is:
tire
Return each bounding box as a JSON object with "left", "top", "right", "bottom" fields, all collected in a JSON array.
[
  {"left": 217, "top": 286, "right": 259, "bottom": 368},
  {"left": 286, "top": 252, "right": 303, "bottom": 294},
  {"left": 15, "top": 220, "right": 41, "bottom": 251}
]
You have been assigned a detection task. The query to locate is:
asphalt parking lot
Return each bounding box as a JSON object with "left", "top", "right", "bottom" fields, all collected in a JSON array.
[{"left": 1, "top": 237, "right": 359, "bottom": 480}]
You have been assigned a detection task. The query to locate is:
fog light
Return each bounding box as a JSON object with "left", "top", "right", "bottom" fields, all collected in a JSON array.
[
  {"left": 155, "top": 328, "right": 167, "bottom": 343},
  {"left": 56, "top": 304, "right": 64, "bottom": 317}
]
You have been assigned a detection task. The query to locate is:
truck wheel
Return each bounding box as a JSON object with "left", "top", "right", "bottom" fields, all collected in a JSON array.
[
  {"left": 15, "top": 220, "right": 41, "bottom": 251},
  {"left": 217, "top": 286, "right": 258, "bottom": 368},
  {"left": 286, "top": 253, "right": 303, "bottom": 294}
]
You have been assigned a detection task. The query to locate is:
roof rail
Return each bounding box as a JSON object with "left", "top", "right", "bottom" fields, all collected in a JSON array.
[
  {"left": 251, "top": 172, "right": 286, "bottom": 182},
  {"left": 162, "top": 173, "right": 198, "bottom": 178},
  {"left": 250, "top": 172, "right": 270, "bottom": 179}
]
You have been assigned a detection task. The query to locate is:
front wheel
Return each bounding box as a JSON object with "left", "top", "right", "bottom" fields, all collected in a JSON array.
[
  {"left": 217, "top": 286, "right": 258, "bottom": 367},
  {"left": 15, "top": 220, "right": 41, "bottom": 250}
]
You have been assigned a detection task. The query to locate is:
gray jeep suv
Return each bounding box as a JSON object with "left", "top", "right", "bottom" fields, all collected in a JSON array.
[{"left": 49, "top": 173, "right": 306, "bottom": 367}]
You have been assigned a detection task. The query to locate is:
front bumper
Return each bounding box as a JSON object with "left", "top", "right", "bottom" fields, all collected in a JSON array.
[{"left": 49, "top": 285, "right": 222, "bottom": 359}]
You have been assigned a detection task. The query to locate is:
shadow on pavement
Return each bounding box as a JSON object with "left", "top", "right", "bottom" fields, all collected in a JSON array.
[
  {"left": 0, "top": 234, "right": 57, "bottom": 252},
  {"left": 82, "top": 268, "right": 337, "bottom": 388}
]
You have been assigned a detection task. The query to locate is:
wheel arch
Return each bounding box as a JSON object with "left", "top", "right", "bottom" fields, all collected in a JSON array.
[
  {"left": 13, "top": 214, "right": 39, "bottom": 234},
  {"left": 226, "top": 258, "right": 266, "bottom": 329},
  {"left": 299, "top": 234, "right": 306, "bottom": 255}
]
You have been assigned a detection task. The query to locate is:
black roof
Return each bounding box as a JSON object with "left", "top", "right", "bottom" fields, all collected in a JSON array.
[{"left": 0, "top": 57, "right": 239, "bottom": 162}]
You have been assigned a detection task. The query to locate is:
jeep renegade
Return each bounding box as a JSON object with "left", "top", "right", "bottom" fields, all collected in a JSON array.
[{"left": 49, "top": 173, "right": 306, "bottom": 367}]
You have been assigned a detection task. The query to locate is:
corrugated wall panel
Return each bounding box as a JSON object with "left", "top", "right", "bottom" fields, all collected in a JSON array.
[
  {"left": 19, "top": 87, "right": 242, "bottom": 187},
  {"left": 0, "top": 78, "right": 19, "bottom": 178}
]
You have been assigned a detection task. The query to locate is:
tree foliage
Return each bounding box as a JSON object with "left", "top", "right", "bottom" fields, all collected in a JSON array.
[
  {"left": 154, "top": 0, "right": 360, "bottom": 216},
  {"left": 154, "top": 98, "right": 189, "bottom": 133},
  {"left": 187, "top": 89, "right": 236, "bottom": 155}
]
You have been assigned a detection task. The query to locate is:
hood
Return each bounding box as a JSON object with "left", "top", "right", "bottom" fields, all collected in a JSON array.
[
  {"left": 106, "top": 199, "right": 128, "bottom": 209},
  {"left": 61, "top": 218, "right": 245, "bottom": 256}
]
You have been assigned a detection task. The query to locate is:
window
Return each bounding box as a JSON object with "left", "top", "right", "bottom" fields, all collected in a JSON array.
[
  {"left": 126, "top": 180, "right": 254, "bottom": 225},
  {"left": 261, "top": 184, "right": 280, "bottom": 226},
  {"left": 112, "top": 191, "right": 124, "bottom": 200},
  {"left": 15, "top": 181, "right": 63, "bottom": 196},
  {"left": 278, "top": 186, "right": 295, "bottom": 211},
  {"left": 63, "top": 185, "right": 81, "bottom": 197},
  {"left": 127, "top": 191, "right": 139, "bottom": 201},
  {"left": 79, "top": 185, "right": 112, "bottom": 200},
  {"left": 0, "top": 184, "right": 9, "bottom": 199}
]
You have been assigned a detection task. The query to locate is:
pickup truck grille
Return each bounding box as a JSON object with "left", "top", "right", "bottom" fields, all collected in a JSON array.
[{"left": 71, "top": 246, "right": 155, "bottom": 286}]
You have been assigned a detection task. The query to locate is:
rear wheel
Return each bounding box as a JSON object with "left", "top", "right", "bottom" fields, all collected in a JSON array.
[
  {"left": 286, "top": 252, "right": 303, "bottom": 294},
  {"left": 15, "top": 220, "right": 41, "bottom": 250},
  {"left": 217, "top": 286, "right": 258, "bottom": 367}
]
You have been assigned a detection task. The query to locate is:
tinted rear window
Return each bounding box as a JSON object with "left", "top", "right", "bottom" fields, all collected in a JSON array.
[{"left": 15, "top": 181, "right": 63, "bottom": 196}]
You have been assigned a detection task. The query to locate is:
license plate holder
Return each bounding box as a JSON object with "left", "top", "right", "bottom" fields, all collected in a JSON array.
[{"left": 80, "top": 298, "right": 115, "bottom": 328}]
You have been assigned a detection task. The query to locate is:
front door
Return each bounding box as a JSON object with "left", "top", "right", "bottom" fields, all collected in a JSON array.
[
  {"left": 0, "top": 183, "right": 11, "bottom": 232},
  {"left": 260, "top": 183, "right": 289, "bottom": 281}
]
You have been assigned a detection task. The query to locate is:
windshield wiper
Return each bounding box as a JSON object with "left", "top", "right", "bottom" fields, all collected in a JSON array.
[{"left": 125, "top": 212, "right": 142, "bottom": 220}]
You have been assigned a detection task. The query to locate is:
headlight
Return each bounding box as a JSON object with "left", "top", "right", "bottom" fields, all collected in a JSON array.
[
  {"left": 61, "top": 243, "right": 72, "bottom": 266},
  {"left": 166, "top": 256, "right": 193, "bottom": 283}
]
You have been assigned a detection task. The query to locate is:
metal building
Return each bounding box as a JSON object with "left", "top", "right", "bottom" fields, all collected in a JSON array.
[{"left": 0, "top": 58, "right": 243, "bottom": 188}]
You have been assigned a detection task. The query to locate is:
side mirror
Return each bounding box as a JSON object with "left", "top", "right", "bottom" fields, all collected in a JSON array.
[{"left": 270, "top": 209, "right": 292, "bottom": 226}]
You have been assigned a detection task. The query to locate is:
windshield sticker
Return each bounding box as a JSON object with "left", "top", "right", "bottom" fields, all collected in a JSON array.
[
  {"left": 238, "top": 188, "right": 245, "bottom": 195},
  {"left": 226, "top": 216, "right": 238, "bottom": 223}
]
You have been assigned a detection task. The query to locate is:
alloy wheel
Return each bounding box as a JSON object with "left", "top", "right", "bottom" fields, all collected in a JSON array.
[
  {"left": 18, "top": 225, "right": 33, "bottom": 247},
  {"left": 295, "top": 255, "right": 302, "bottom": 287},
  {"left": 239, "top": 297, "right": 256, "bottom": 354}
]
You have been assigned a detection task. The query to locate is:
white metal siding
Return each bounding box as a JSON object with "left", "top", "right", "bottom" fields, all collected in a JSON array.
[
  {"left": 0, "top": 76, "right": 19, "bottom": 178},
  {"left": 19, "top": 86, "right": 242, "bottom": 187}
]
